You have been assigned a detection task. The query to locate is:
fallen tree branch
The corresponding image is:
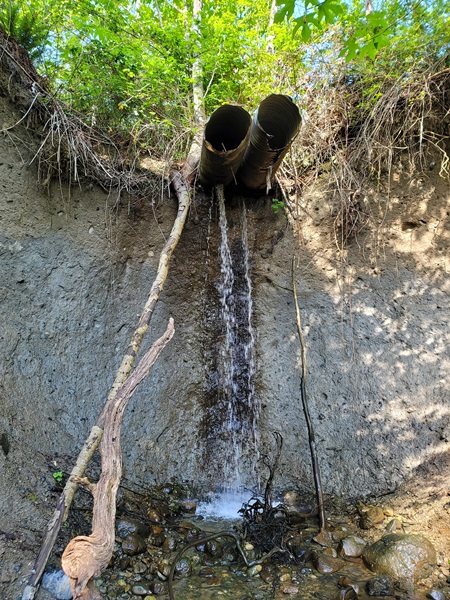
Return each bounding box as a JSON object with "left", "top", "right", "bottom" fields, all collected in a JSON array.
[
  {"left": 61, "top": 318, "right": 175, "bottom": 600},
  {"left": 292, "top": 257, "right": 326, "bottom": 531}
]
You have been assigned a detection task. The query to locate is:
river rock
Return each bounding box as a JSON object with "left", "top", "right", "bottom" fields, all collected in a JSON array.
[
  {"left": 162, "top": 533, "right": 177, "bottom": 553},
  {"left": 180, "top": 501, "right": 197, "bottom": 513},
  {"left": 247, "top": 564, "right": 262, "bottom": 577},
  {"left": 133, "top": 560, "right": 148, "bottom": 574},
  {"left": 175, "top": 557, "right": 192, "bottom": 577},
  {"left": 339, "top": 587, "right": 359, "bottom": 599},
  {"left": 385, "top": 518, "right": 403, "bottom": 533},
  {"left": 339, "top": 535, "right": 367, "bottom": 557},
  {"left": 206, "top": 539, "right": 223, "bottom": 557},
  {"left": 280, "top": 583, "right": 299, "bottom": 594},
  {"left": 359, "top": 505, "right": 385, "bottom": 529},
  {"left": 132, "top": 583, "right": 152, "bottom": 596},
  {"left": 117, "top": 517, "right": 150, "bottom": 539},
  {"left": 260, "top": 568, "right": 277, "bottom": 584},
  {"left": 366, "top": 575, "right": 394, "bottom": 596},
  {"left": 313, "top": 529, "right": 335, "bottom": 547},
  {"left": 122, "top": 532, "right": 147, "bottom": 555},
  {"left": 152, "top": 581, "right": 166, "bottom": 595},
  {"left": 313, "top": 552, "right": 345, "bottom": 574},
  {"left": 363, "top": 534, "right": 436, "bottom": 582}
]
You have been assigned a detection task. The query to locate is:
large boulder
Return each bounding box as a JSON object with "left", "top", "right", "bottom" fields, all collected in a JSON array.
[{"left": 362, "top": 533, "right": 436, "bottom": 582}]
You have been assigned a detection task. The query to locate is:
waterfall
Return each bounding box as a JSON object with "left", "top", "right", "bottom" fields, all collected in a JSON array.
[{"left": 212, "top": 185, "right": 259, "bottom": 490}]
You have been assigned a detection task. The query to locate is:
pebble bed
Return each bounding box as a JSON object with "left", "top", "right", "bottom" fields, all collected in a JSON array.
[{"left": 44, "top": 484, "right": 450, "bottom": 600}]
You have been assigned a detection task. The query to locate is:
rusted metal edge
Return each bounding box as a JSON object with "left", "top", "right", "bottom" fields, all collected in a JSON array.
[
  {"left": 198, "top": 104, "right": 252, "bottom": 187},
  {"left": 237, "top": 94, "right": 301, "bottom": 192}
]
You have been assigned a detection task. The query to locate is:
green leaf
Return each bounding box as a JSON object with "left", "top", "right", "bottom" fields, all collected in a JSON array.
[
  {"left": 302, "top": 23, "right": 312, "bottom": 41},
  {"left": 274, "top": 5, "right": 289, "bottom": 24},
  {"left": 341, "top": 37, "right": 358, "bottom": 61},
  {"left": 359, "top": 39, "right": 377, "bottom": 59},
  {"left": 327, "top": 2, "right": 343, "bottom": 15}
]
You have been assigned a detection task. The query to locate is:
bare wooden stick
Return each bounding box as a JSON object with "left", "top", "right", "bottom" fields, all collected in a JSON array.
[
  {"left": 98, "top": 169, "right": 192, "bottom": 424},
  {"left": 22, "top": 172, "right": 192, "bottom": 600},
  {"left": 61, "top": 318, "right": 175, "bottom": 600},
  {"left": 292, "top": 257, "right": 326, "bottom": 531}
]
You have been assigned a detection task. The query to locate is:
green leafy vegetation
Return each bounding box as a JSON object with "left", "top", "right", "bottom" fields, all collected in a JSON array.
[
  {"left": 271, "top": 198, "right": 285, "bottom": 214},
  {"left": 0, "top": 0, "right": 449, "bottom": 216},
  {"left": 2, "top": 0, "right": 448, "bottom": 133},
  {"left": 52, "top": 471, "right": 63, "bottom": 483}
]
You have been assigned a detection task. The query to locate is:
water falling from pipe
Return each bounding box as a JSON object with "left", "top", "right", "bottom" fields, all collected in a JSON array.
[
  {"left": 212, "top": 185, "right": 259, "bottom": 491},
  {"left": 217, "top": 184, "right": 241, "bottom": 485}
]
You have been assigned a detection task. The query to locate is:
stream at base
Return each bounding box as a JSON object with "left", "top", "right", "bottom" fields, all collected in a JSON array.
[{"left": 45, "top": 485, "right": 444, "bottom": 600}]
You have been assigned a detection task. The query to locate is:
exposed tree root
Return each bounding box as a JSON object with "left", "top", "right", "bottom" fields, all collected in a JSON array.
[{"left": 61, "top": 319, "right": 174, "bottom": 599}]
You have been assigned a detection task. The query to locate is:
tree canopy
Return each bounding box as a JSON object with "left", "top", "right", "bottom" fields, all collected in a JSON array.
[{"left": 1, "top": 0, "right": 449, "bottom": 165}]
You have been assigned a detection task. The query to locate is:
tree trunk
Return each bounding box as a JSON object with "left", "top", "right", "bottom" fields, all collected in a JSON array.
[{"left": 183, "top": 0, "right": 205, "bottom": 182}]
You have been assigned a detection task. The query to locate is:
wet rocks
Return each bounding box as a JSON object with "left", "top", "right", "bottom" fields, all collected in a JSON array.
[
  {"left": 247, "top": 564, "right": 262, "bottom": 577},
  {"left": 427, "top": 590, "right": 446, "bottom": 600},
  {"left": 339, "top": 535, "right": 367, "bottom": 558},
  {"left": 206, "top": 539, "right": 223, "bottom": 557},
  {"left": 122, "top": 532, "right": 147, "bottom": 556},
  {"left": 131, "top": 582, "right": 153, "bottom": 596},
  {"left": 313, "top": 529, "right": 336, "bottom": 547},
  {"left": 363, "top": 533, "right": 436, "bottom": 582},
  {"left": 117, "top": 517, "right": 150, "bottom": 540},
  {"left": 180, "top": 501, "right": 197, "bottom": 513},
  {"left": 162, "top": 533, "right": 178, "bottom": 553},
  {"left": 366, "top": 575, "right": 395, "bottom": 596},
  {"left": 279, "top": 582, "right": 300, "bottom": 594},
  {"left": 312, "top": 551, "right": 345, "bottom": 574},
  {"left": 337, "top": 576, "right": 360, "bottom": 598},
  {"left": 175, "top": 556, "right": 192, "bottom": 577},
  {"left": 79, "top": 488, "right": 443, "bottom": 600}
]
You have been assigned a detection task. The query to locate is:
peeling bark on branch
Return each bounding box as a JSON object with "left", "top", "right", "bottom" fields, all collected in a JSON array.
[{"left": 62, "top": 318, "right": 175, "bottom": 600}]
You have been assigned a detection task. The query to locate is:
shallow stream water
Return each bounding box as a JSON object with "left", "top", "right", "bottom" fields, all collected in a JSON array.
[{"left": 44, "top": 485, "right": 442, "bottom": 600}]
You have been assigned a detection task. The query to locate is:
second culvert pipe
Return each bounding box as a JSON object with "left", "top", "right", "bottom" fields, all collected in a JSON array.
[{"left": 238, "top": 94, "right": 301, "bottom": 192}]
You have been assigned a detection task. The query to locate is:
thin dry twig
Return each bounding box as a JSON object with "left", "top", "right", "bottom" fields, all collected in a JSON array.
[{"left": 292, "top": 257, "right": 326, "bottom": 532}]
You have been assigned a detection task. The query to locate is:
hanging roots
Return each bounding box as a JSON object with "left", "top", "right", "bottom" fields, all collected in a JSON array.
[{"left": 0, "top": 26, "right": 164, "bottom": 205}]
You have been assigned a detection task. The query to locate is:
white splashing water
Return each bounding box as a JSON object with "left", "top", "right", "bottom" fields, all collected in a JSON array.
[{"left": 196, "top": 488, "right": 251, "bottom": 520}]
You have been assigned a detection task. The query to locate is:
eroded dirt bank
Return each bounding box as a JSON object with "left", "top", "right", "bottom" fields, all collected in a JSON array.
[{"left": 0, "top": 70, "right": 449, "bottom": 598}]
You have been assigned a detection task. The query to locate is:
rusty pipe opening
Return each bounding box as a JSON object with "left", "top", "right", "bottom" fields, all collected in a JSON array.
[
  {"left": 238, "top": 94, "right": 301, "bottom": 192},
  {"left": 198, "top": 105, "right": 252, "bottom": 187},
  {"left": 257, "top": 94, "right": 299, "bottom": 150}
]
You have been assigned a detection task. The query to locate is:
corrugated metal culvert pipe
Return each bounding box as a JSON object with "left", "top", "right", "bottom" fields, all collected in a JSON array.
[
  {"left": 198, "top": 104, "right": 252, "bottom": 187},
  {"left": 237, "top": 94, "right": 301, "bottom": 192}
]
